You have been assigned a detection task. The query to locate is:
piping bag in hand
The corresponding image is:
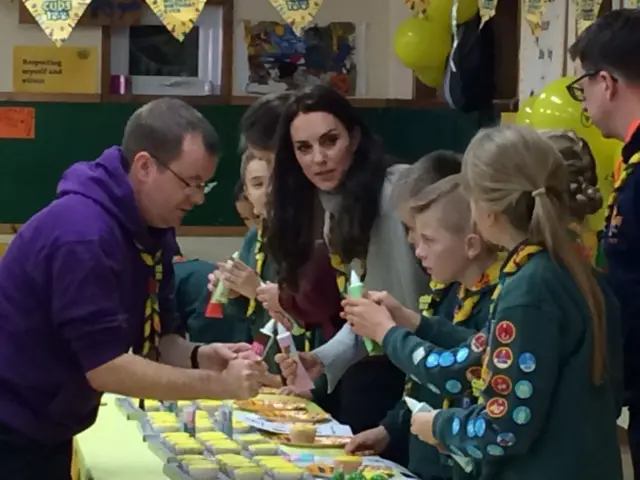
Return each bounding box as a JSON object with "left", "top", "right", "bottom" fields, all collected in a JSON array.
[
  {"left": 348, "top": 270, "right": 384, "bottom": 355},
  {"left": 205, "top": 251, "right": 239, "bottom": 318},
  {"left": 404, "top": 396, "right": 473, "bottom": 473},
  {"left": 277, "top": 330, "right": 314, "bottom": 391}
]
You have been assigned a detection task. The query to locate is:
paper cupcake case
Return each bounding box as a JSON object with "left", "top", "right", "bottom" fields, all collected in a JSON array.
[
  {"left": 163, "top": 461, "right": 233, "bottom": 480},
  {"left": 115, "top": 396, "right": 163, "bottom": 420},
  {"left": 138, "top": 410, "right": 224, "bottom": 441}
]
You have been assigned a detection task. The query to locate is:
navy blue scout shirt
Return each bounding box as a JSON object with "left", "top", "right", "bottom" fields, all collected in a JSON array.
[
  {"left": 603, "top": 122, "right": 640, "bottom": 399},
  {"left": 0, "top": 148, "right": 181, "bottom": 443}
]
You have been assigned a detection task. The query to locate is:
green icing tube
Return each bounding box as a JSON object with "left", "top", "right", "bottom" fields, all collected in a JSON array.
[
  {"left": 348, "top": 270, "right": 383, "bottom": 355},
  {"left": 211, "top": 251, "right": 239, "bottom": 303}
]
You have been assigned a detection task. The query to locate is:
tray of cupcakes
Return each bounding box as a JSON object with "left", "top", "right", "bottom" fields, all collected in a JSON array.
[
  {"left": 164, "top": 451, "right": 313, "bottom": 480},
  {"left": 140, "top": 409, "right": 219, "bottom": 440}
]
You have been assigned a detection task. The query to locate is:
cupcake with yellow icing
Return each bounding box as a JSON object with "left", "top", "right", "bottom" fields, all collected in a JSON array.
[
  {"left": 231, "top": 466, "right": 265, "bottom": 480},
  {"left": 289, "top": 424, "right": 317, "bottom": 444},
  {"left": 334, "top": 456, "right": 363, "bottom": 473},
  {"left": 247, "top": 443, "right": 279, "bottom": 456}
]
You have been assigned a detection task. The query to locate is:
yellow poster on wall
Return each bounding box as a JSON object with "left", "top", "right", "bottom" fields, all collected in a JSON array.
[
  {"left": 21, "top": 0, "right": 92, "bottom": 46},
  {"left": 13, "top": 46, "right": 98, "bottom": 94},
  {"left": 144, "top": 0, "right": 207, "bottom": 41},
  {"left": 269, "top": 0, "right": 324, "bottom": 36}
]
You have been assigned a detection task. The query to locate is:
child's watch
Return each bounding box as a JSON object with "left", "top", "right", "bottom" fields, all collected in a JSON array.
[{"left": 191, "top": 345, "right": 201, "bottom": 369}]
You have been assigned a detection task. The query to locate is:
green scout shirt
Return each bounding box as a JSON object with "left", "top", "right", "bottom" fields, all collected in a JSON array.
[
  {"left": 396, "top": 247, "right": 622, "bottom": 480},
  {"left": 224, "top": 227, "right": 324, "bottom": 375},
  {"left": 382, "top": 279, "right": 497, "bottom": 480},
  {"left": 379, "top": 283, "right": 458, "bottom": 480}
]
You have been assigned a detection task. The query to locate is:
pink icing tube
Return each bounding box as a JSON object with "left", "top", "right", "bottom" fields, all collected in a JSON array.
[{"left": 277, "top": 331, "right": 314, "bottom": 391}]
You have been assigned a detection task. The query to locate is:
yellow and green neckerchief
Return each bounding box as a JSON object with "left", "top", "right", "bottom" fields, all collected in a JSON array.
[
  {"left": 441, "top": 255, "right": 503, "bottom": 408},
  {"left": 246, "top": 226, "right": 266, "bottom": 317},
  {"left": 137, "top": 245, "right": 163, "bottom": 360}
]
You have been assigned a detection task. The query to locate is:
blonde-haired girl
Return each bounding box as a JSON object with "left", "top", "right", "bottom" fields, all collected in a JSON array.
[{"left": 409, "top": 125, "right": 623, "bottom": 480}]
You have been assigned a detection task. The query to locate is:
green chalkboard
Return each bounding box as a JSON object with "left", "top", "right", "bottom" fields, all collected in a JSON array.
[{"left": 0, "top": 102, "right": 484, "bottom": 226}]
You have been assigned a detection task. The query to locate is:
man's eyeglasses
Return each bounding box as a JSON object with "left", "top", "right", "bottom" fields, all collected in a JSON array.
[
  {"left": 566, "top": 70, "right": 617, "bottom": 102},
  {"left": 150, "top": 154, "right": 215, "bottom": 194}
]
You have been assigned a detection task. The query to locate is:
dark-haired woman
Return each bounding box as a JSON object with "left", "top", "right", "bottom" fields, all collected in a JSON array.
[
  {"left": 267, "top": 85, "right": 429, "bottom": 460},
  {"left": 211, "top": 92, "right": 340, "bottom": 388}
]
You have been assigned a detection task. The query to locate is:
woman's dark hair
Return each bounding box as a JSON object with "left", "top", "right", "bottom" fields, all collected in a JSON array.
[
  {"left": 239, "top": 92, "right": 295, "bottom": 152},
  {"left": 233, "top": 179, "right": 245, "bottom": 202},
  {"left": 266, "top": 85, "right": 389, "bottom": 291}
]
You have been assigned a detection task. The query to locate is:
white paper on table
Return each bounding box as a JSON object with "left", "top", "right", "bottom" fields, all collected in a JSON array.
[{"left": 234, "top": 411, "right": 352, "bottom": 436}]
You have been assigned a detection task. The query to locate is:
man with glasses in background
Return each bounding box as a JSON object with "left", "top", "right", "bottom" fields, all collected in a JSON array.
[
  {"left": 569, "top": 9, "right": 640, "bottom": 479},
  {"left": 0, "top": 98, "right": 268, "bottom": 478}
]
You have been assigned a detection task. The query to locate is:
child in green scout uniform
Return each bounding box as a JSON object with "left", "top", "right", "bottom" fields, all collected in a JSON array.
[
  {"left": 345, "top": 175, "right": 503, "bottom": 480},
  {"left": 177, "top": 180, "right": 258, "bottom": 344},
  {"left": 212, "top": 151, "right": 319, "bottom": 382},
  {"left": 398, "top": 125, "right": 623, "bottom": 480},
  {"left": 343, "top": 151, "right": 462, "bottom": 471}
]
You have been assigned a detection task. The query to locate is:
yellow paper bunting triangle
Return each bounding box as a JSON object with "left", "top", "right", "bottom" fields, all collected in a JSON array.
[
  {"left": 22, "top": 0, "right": 92, "bottom": 47},
  {"left": 523, "top": 0, "right": 549, "bottom": 39},
  {"left": 144, "top": 0, "right": 207, "bottom": 41},
  {"left": 574, "top": 0, "right": 603, "bottom": 36},
  {"left": 268, "top": 0, "right": 324, "bottom": 37},
  {"left": 404, "top": 0, "right": 428, "bottom": 18}
]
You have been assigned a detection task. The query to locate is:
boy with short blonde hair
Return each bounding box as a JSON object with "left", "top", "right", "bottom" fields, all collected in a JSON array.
[{"left": 345, "top": 175, "right": 503, "bottom": 480}]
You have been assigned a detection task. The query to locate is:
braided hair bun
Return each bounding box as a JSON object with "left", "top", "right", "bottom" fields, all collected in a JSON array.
[{"left": 539, "top": 129, "right": 603, "bottom": 222}]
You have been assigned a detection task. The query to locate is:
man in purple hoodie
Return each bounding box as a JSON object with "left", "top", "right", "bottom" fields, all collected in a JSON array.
[{"left": 0, "top": 98, "right": 267, "bottom": 478}]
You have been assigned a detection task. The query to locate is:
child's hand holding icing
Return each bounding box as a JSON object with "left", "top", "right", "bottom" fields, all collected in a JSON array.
[
  {"left": 410, "top": 410, "right": 439, "bottom": 446},
  {"left": 220, "top": 258, "right": 261, "bottom": 299},
  {"left": 366, "top": 291, "right": 421, "bottom": 331},
  {"left": 341, "top": 297, "right": 396, "bottom": 343}
]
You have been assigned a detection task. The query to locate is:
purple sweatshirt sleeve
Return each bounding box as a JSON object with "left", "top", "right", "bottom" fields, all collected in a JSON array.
[{"left": 50, "top": 241, "right": 128, "bottom": 373}]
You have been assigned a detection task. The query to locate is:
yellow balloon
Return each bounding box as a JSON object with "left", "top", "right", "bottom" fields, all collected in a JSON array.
[
  {"left": 515, "top": 95, "right": 537, "bottom": 126},
  {"left": 427, "top": 0, "right": 479, "bottom": 24},
  {"left": 394, "top": 17, "right": 452, "bottom": 70},
  {"left": 530, "top": 76, "right": 622, "bottom": 231},
  {"left": 415, "top": 63, "right": 446, "bottom": 89}
]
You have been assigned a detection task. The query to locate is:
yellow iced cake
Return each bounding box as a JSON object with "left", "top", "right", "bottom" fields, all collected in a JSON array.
[
  {"left": 185, "top": 461, "right": 219, "bottom": 479},
  {"left": 247, "top": 443, "right": 279, "bottom": 455},
  {"left": 272, "top": 466, "right": 305, "bottom": 480},
  {"left": 230, "top": 466, "right": 265, "bottom": 480},
  {"left": 235, "top": 433, "right": 266, "bottom": 446},
  {"left": 232, "top": 419, "right": 251, "bottom": 433}
]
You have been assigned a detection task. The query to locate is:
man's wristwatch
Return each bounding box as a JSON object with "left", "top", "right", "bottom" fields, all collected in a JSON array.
[{"left": 191, "top": 345, "right": 201, "bottom": 369}]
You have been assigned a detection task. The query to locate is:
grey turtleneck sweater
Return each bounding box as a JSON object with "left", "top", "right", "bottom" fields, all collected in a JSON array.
[{"left": 314, "top": 166, "right": 430, "bottom": 392}]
